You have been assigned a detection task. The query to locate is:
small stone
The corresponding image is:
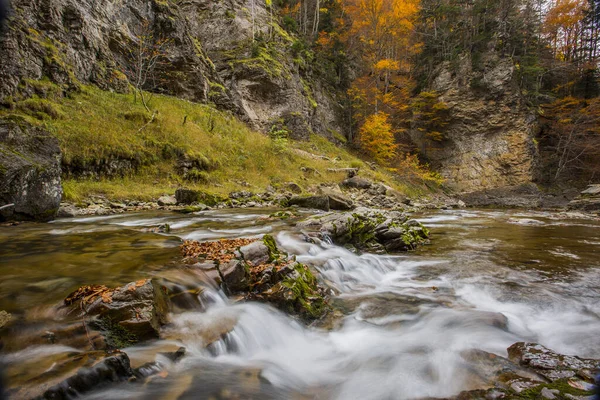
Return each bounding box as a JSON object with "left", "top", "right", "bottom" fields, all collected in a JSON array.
[
  {"left": 285, "top": 182, "right": 303, "bottom": 194},
  {"left": 541, "top": 387, "right": 557, "bottom": 399},
  {"left": 158, "top": 195, "right": 177, "bottom": 206}
]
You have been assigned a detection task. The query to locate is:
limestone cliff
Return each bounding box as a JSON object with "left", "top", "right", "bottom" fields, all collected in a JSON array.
[
  {"left": 0, "top": 0, "right": 343, "bottom": 140},
  {"left": 411, "top": 54, "right": 538, "bottom": 193}
]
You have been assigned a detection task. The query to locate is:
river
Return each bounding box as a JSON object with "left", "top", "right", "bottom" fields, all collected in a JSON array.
[{"left": 1, "top": 208, "right": 599, "bottom": 399}]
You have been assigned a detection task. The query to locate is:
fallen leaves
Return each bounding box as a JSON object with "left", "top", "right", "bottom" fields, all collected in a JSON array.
[
  {"left": 65, "top": 285, "right": 115, "bottom": 306},
  {"left": 181, "top": 238, "right": 258, "bottom": 263}
]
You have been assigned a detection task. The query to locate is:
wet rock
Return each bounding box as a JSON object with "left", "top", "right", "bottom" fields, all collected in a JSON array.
[
  {"left": 157, "top": 195, "right": 177, "bottom": 206},
  {"left": 297, "top": 208, "right": 430, "bottom": 252},
  {"left": 341, "top": 176, "right": 373, "bottom": 190},
  {"left": 508, "top": 342, "right": 599, "bottom": 382},
  {"left": 64, "top": 279, "right": 170, "bottom": 346},
  {"left": 239, "top": 241, "right": 270, "bottom": 266},
  {"left": 180, "top": 236, "right": 329, "bottom": 321},
  {"left": 0, "top": 118, "right": 62, "bottom": 222},
  {"left": 7, "top": 350, "right": 133, "bottom": 399},
  {"left": 220, "top": 260, "right": 249, "bottom": 293}
]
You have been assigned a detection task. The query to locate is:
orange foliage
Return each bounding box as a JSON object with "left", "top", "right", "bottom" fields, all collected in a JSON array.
[{"left": 359, "top": 112, "right": 398, "bottom": 164}]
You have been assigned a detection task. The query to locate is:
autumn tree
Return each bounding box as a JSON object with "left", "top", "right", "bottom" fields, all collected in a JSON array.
[
  {"left": 359, "top": 112, "right": 398, "bottom": 163},
  {"left": 344, "top": 0, "right": 421, "bottom": 152}
]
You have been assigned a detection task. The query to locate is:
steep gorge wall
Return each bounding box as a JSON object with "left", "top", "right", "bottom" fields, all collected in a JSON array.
[
  {"left": 0, "top": 0, "right": 343, "bottom": 140},
  {"left": 411, "top": 54, "right": 538, "bottom": 193}
]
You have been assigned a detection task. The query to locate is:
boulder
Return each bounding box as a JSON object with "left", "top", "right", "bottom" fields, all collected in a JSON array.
[
  {"left": 285, "top": 182, "right": 303, "bottom": 194},
  {"left": 64, "top": 279, "right": 170, "bottom": 345},
  {"left": 175, "top": 188, "right": 224, "bottom": 206},
  {"left": 289, "top": 195, "right": 331, "bottom": 211},
  {"left": 157, "top": 195, "right": 177, "bottom": 206},
  {"left": 297, "top": 208, "right": 430, "bottom": 252},
  {"left": 239, "top": 241, "right": 270, "bottom": 266},
  {"left": 341, "top": 176, "right": 373, "bottom": 190},
  {"left": 0, "top": 118, "right": 62, "bottom": 221},
  {"left": 289, "top": 192, "right": 354, "bottom": 211},
  {"left": 219, "top": 260, "right": 249, "bottom": 293}
]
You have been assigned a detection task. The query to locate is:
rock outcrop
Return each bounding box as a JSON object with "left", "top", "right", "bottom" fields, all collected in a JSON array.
[
  {"left": 0, "top": 0, "right": 343, "bottom": 140},
  {"left": 0, "top": 118, "right": 62, "bottom": 221},
  {"left": 455, "top": 343, "right": 598, "bottom": 400},
  {"left": 411, "top": 53, "right": 538, "bottom": 194}
]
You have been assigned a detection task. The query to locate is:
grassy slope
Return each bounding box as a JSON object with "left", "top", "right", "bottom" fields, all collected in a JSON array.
[{"left": 1, "top": 81, "right": 437, "bottom": 203}]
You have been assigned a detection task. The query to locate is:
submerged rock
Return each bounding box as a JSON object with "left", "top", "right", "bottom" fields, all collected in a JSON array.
[
  {"left": 0, "top": 118, "right": 62, "bottom": 222},
  {"left": 297, "top": 207, "right": 430, "bottom": 252},
  {"left": 6, "top": 350, "right": 133, "bottom": 399}
]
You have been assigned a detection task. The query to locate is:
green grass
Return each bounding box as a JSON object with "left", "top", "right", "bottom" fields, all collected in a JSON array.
[{"left": 1, "top": 80, "right": 439, "bottom": 202}]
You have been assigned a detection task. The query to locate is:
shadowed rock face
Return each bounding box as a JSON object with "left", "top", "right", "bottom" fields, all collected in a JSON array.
[
  {"left": 411, "top": 54, "right": 537, "bottom": 193},
  {"left": 0, "top": 0, "right": 343, "bottom": 139},
  {"left": 0, "top": 118, "right": 62, "bottom": 221}
]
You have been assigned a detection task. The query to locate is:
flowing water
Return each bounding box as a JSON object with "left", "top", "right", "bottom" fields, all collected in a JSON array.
[{"left": 1, "top": 209, "right": 600, "bottom": 399}]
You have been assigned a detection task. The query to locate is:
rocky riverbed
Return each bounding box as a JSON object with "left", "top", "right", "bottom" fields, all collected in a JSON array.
[{"left": 0, "top": 208, "right": 599, "bottom": 399}]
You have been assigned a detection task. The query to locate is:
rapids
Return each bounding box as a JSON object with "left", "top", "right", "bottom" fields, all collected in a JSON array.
[{"left": 1, "top": 208, "right": 599, "bottom": 399}]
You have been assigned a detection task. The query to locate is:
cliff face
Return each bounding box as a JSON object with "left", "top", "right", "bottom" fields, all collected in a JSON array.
[
  {"left": 0, "top": 0, "right": 343, "bottom": 140},
  {"left": 411, "top": 54, "right": 538, "bottom": 193}
]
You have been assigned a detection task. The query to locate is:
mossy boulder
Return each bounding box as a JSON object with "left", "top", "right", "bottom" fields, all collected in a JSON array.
[
  {"left": 0, "top": 118, "right": 62, "bottom": 222},
  {"left": 175, "top": 188, "right": 225, "bottom": 206},
  {"left": 297, "top": 207, "right": 430, "bottom": 252},
  {"left": 63, "top": 279, "right": 170, "bottom": 347},
  {"left": 180, "top": 235, "right": 329, "bottom": 321}
]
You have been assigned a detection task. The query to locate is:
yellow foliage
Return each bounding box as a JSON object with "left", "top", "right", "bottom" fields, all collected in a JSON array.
[{"left": 359, "top": 112, "right": 398, "bottom": 164}]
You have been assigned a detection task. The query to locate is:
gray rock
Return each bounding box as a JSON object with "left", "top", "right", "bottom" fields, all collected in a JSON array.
[
  {"left": 57, "top": 203, "right": 79, "bottom": 218},
  {"left": 157, "top": 195, "right": 177, "bottom": 206},
  {"left": 289, "top": 195, "right": 331, "bottom": 211},
  {"left": 581, "top": 184, "right": 600, "bottom": 196},
  {"left": 508, "top": 342, "right": 599, "bottom": 382},
  {"left": 239, "top": 241, "right": 270, "bottom": 266},
  {"left": 219, "top": 260, "right": 248, "bottom": 293},
  {"left": 0, "top": 119, "right": 62, "bottom": 221},
  {"left": 341, "top": 177, "right": 373, "bottom": 190},
  {"left": 541, "top": 387, "right": 559, "bottom": 399}
]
